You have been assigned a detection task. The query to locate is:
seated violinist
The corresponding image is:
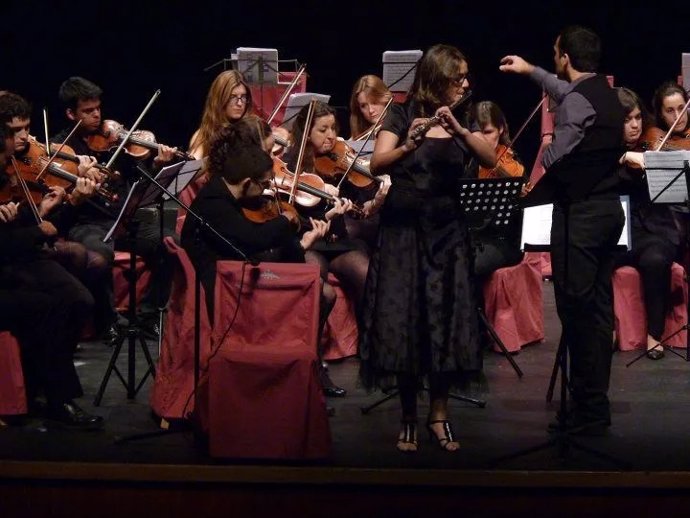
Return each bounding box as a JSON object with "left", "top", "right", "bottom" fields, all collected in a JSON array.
[
  {"left": 51, "top": 77, "right": 178, "bottom": 343},
  {"left": 180, "top": 121, "right": 351, "bottom": 396},
  {"left": 0, "top": 124, "right": 103, "bottom": 429},
  {"left": 617, "top": 87, "right": 681, "bottom": 359},
  {"left": 346, "top": 75, "right": 393, "bottom": 247},
  {"left": 0, "top": 92, "right": 110, "bottom": 284},
  {"left": 469, "top": 101, "right": 525, "bottom": 278}
]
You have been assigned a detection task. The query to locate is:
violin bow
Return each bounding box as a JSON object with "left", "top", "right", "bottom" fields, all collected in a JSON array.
[
  {"left": 35, "top": 119, "right": 82, "bottom": 182},
  {"left": 655, "top": 94, "right": 690, "bottom": 151},
  {"left": 288, "top": 100, "right": 316, "bottom": 206},
  {"left": 492, "top": 95, "right": 546, "bottom": 169},
  {"left": 267, "top": 64, "right": 306, "bottom": 125},
  {"left": 335, "top": 97, "right": 393, "bottom": 190},
  {"left": 105, "top": 89, "right": 161, "bottom": 170},
  {"left": 10, "top": 157, "right": 42, "bottom": 224}
]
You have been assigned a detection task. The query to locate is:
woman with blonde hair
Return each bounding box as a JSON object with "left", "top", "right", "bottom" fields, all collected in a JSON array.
[{"left": 349, "top": 75, "right": 393, "bottom": 140}]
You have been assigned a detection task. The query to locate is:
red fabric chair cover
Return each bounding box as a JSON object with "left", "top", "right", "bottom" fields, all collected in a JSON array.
[
  {"left": 613, "top": 263, "right": 687, "bottom": 351},
  {"left": 113, "top": 252, "right": 152, "bottom": 312},
  {"left": 149, "top": 237, "right": 212, "bottom": 420},
  {"left": 0, "top": 331, "right": 27, "bottom": 416},
  {"left": 206, "top": 261, "right": 331, "bottom": 459},
  {"left": 483, "top": 253, "right": 545, "bottom": 353},
  {"left": 322, "top": 273, "right": 358, "bottom": 360},
  {"left": 249, "top": 71, "right": 308, "bottom": 125},
  {"left": 524, "top": 251, "right": 552, "bottom": 279}
]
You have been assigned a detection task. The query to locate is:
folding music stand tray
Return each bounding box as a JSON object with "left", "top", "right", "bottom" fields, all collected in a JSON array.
[
  {"left": 626, "top": 151, "right": 690, "bottom": 366},
  {"left": 458, "top": 177, "right": 525, "bottom": 378}
]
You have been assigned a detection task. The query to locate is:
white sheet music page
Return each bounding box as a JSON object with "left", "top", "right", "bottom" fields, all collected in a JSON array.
[
  {"left": 382, "top": 50, "right": 422, "bottom": 92},
  {"left": 643, "top": 150, "right": 690, "bottom": 204},
  {"left": 236, "top": 47, "right": 278, "bottom": 85},
  {"left": 282, "top": 93, "right": 331, "bottom": 129},
  {"left": 521, "top": 197, "right": 631, "bottom": 250}
]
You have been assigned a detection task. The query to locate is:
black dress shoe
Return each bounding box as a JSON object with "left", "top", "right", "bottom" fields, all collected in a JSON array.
[
  {"left": 319, "top": 368, "right": 347, "bottom": 397},
  {"left": 46, "top": 401, "right": 104, "bottom": 430},
  {"left": 646, "top": 348, "right": 664, "bottom": 360},
  {"left": 103, "top": 324, "right": 122, "bottom": 347}
]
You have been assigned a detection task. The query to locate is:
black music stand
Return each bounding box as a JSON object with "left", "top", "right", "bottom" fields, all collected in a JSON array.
[
  {"left": 459, "top": 177, "right": 525, "bottom": 377},
  {"left": 113, "top": 165, "right": 253, "bottom": 444},
  {"left": 626, "top": 153, "right": 690, "bottom": 365},
  {"left": 151, "top": 159, "right": 204, "bottom": 353},
  {"left": 94, "top": 180, "right": 157, "bottom": 405}
]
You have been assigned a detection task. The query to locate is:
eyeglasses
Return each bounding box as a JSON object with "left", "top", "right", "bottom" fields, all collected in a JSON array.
[
  {"left": 229, "top": 94, "right": 249, "bottom": 104},
  {"left": 451, "top": 75, "right": 467, "bottom": 87}
]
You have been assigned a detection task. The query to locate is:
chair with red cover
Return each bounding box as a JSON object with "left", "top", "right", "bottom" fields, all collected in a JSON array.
[
  {"left": 321, "top": 273, "right": 358, "bottom": 360},
  {"left": 112, "top": 251, "right": 152, "bottom": 312},
  {"left": 206, "top": 260, "right": 331, "bottom": 459},
  {"left": 482, "top": 253, "right": 545, "bottom": 353},
  {"left": 613, "top": 263, "right": 688, "bottom": 351},
  {"left": 0, "top": 331, "right": 27, "bottom": 416},
  {"left": 149, "top": 237, "right": 212, "bottom": 422}
]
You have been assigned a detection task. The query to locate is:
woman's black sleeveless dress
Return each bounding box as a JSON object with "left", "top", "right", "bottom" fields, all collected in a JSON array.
[{"left": 359, "top": 102, "right": 482, "bottom": 389}]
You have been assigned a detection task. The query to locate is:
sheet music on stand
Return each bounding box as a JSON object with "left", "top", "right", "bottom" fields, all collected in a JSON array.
[
  {"left": 683, "top": 53, "right": 690, "bottom": 90},
  {"left": 282, "top": 92, "right": 331, "bottom": 128},
  {"left": 163, "top": 159, "right": 205, "bottom": 200},
  {"left": 520, "top": 195, "right": 632, "bottom": 251},
  {"left": 643, "top": 150, "right": 690, "bottom": 204},
  {"left": 344, "top": 140, "right": 375, "bottom": 156},
  {"left": 103, "top": 180, "right": 147, "bottom": 243},
  {"left": 382, "top": 50, "right": 422, "bottom": 92},
  {"left": 236, "top": 47, "right": 278, "bottom": 84}
]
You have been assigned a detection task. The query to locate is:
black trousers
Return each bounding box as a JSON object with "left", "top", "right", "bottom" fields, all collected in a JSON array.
[
  {"left": 551, "top": 199, "right": 624, "bottom": 421},
  {"left": 614, "top": 231, "right": 678, "bottom": 340},
  {"left": 0, "top": 258, "right": 94, "bottom": 405}
]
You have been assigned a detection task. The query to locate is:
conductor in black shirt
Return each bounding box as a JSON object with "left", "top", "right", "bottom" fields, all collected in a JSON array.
[{"left": 501, "top": 26, "right": 625, "bottom": 435}]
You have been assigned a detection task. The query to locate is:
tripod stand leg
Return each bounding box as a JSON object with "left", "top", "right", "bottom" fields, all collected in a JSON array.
[
  {"left": 447, "top": 392, "right": 486, "bottom": 408},
  {"left": 546, "top": 336, "right": 565, "bottom": 403},
  {"left": 360, "top": 390, "right": 399, "bottom": 415},
  {"left": 94, "top": 333, "right": 126, "bottom": 406},
  {"left": 478, "top": 308, "right": 523, "bottom": 377}
]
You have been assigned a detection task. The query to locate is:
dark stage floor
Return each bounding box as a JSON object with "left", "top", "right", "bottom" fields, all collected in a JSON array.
[{"left": 3, "top": 281, "right": 690, "bottom": 475}]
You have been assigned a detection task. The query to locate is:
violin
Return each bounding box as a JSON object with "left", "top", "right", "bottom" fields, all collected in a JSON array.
[
  {"left": 313, "top": 138, "right": 380, "bottom": 189},
  {"left": 47, "top": 143, "right": 120, "bottom": 182},
  {"left": 271, "top": 157, "right": 364, "bottom": 216},
  {"left": 639, "top": 126, "right": 690, "bottom": 152},
  {"left": 479, "top": 144, "right": 525, "bottom": 179},
  {"left": 7, "top": 138, "right": 76, "bottom": 203},
  {"left": 86, "top": 120, "right": 193, "bottom": 161},
  {"left": 4, "top": 137, "right": 118, "bottom": 205},
  {"left": 272, "top": 156, "right": 333, "bottom": 207},
  {"left": 241, "top": 195, "right": 303, "bottom": 231}
]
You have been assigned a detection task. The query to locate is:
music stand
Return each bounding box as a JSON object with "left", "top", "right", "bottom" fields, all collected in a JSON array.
[
  {"left": 237, "top": 47, "right": 279, "bottom": 122},
  {"left": 626, "top": 151, "right": 690, "bottom": 365},
  {"left": 150, "top": 160, "right": 203, "bottom": 353},
  {"left": 458, "top": 177, "right": 525, "bottom": 378},
  {"left": 94, "top": 180, "right": 157, "bottom": 406},
  {"left": 113, "top": 165, "right": 252, "bottom": 444}
]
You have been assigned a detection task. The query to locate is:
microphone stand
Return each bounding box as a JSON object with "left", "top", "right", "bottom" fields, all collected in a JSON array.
[{"left": 114, "top": 165, "right": 255, "bottom": 444}]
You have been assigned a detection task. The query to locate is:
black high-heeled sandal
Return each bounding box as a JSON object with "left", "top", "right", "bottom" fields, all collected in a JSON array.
[
  {"left": 426, "top": 419, "right": 459, "bottom": 451},
  {"left": 396, "top": 420, "right": 418, "bottom": 453}
]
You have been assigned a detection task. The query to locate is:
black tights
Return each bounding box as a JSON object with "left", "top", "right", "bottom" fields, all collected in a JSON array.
[
  {"left": 305, "top": 248, "right": 370, "bottom": 307},
  {"left": 396, "top": 373, "right": 452, "bottom": 420}
]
